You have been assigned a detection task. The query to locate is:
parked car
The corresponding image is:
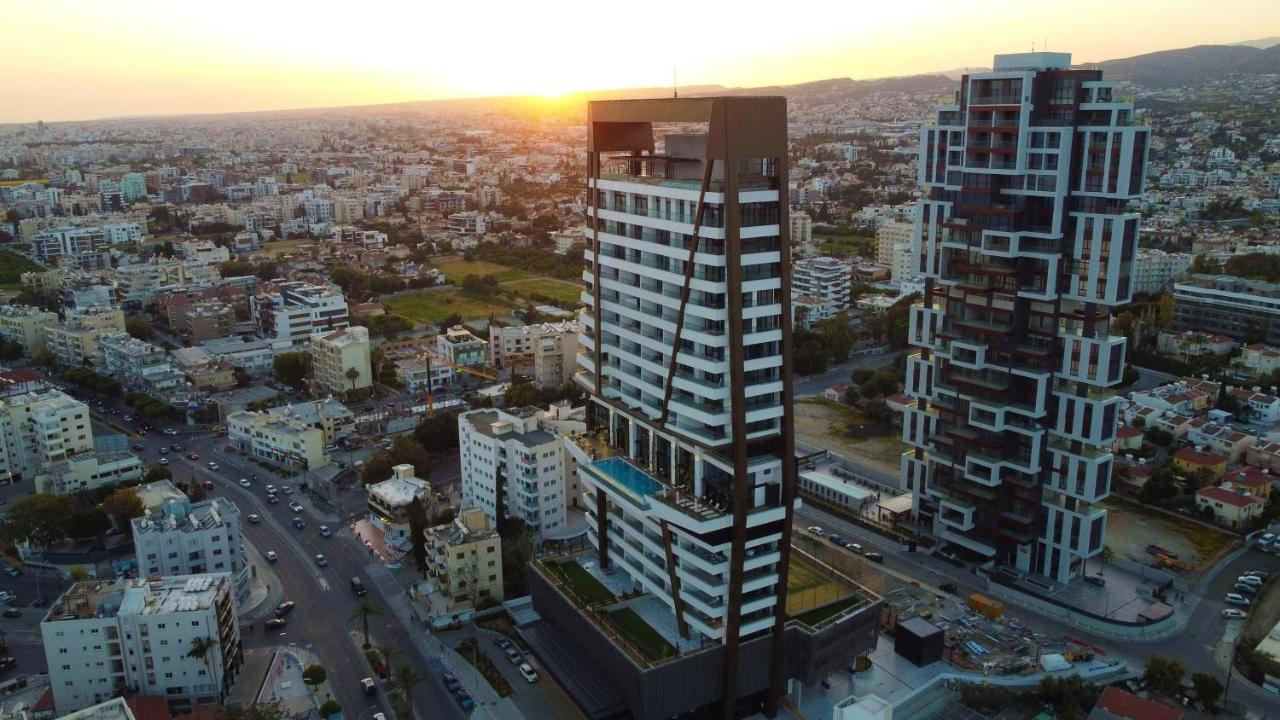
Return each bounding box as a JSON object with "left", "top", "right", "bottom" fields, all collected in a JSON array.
[
  {"left": 453, "top": 690, "right": 474, "bottom": 711},
  {"left": 131, "top": 443, "right": 145, "bottom": 451},
  {"left": 315, "top": 554, "right": 327, "bottom": 567},
  {"left": 518, "top": 663, "right": 539, "bottom": 683},
  {"left": 503, "top": 647, "right": 522, "bottom": 665},
  {"left": 864, "top": 552, "right": 884, "bottom": 563},
  {"left": 158, "top": 458, "right": 168, "bottom": 465},
  {"left": 1223, "top": 608, "right": 1248, "bottom": 619},
  {"left": 1258, "top": 533, "right": 1275, "bottom": 547},
  {"left": 442, "top": 672, "right": 461, "bottom": 692},
  {"left": 267, "top": 495, "right": 280, "bottom": 505},
  {"left": 1238, "top": 575, "right": 1264, "bottom": 587},
  {"left": 1, "top": 608, "right": 20, "bottom": 619},
  {"left": 1084, "top": 574, "right": 1106, "bottom": 587},
  {"left": 1, "top": 567, "right": 20, "bottom": 578},
  {"left": 1245, "top": 570, "right": 1270, "bottom": 578},
  {"left": 1233, "top": 583, "right": 1258, "bottom": 596},
  {"left": 265, "top": 484, "right": 277, "bottom": 494},
  {"left": 264, "top": 618, "right": 286, "bottom": 630},
  {"left": 171, "top": 444, "right": 183, "bottom": 452},
  {"left": 1225, "top": 593, "right": 1251, "bottom": 606},
  {"left": 828, "top": 535, "right": 848, "bottom": 547},
  {"left": 158, "top": 447, "right": 168, "bottom": 455},
  {"left": 281, "top": 485, "right": 294, "bottom": 495},
  {"left": 493, "top": 636, "right": 512, "bottom": 650},
  {"left": 806, "top": 526, "right": 823, "bottom": 536},
  {"left": 265, "top": 551, "right": 278, "bottom": 562},
  {"left": 248, "top": 514, "right": 261, "bottom": 524},
  {"left": 274, "top": 601, "right": 296, "bottom": 616},
  {"left": 362, "top": 677, "right": 377, "bottom": 695}
]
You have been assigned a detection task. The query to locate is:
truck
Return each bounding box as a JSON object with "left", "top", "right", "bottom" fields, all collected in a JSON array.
[{"left": 967, "top": 593, "right": 1005, "bottom": 620}]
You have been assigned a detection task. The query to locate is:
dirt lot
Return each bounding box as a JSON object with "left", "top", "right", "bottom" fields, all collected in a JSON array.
[
  {"left": 1104, "top": 497, "right": 1240, "bottom": 583},
  {"left": 794, "top": 399, "right": 906, "bottom": 476}
]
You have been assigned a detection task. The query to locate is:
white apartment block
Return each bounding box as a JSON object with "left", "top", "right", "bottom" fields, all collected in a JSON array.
[
  {"left": 252, "top": 281, "right": 350, "bottom": 346},
  {"left": 792, "top": 257, "right": 851, "bottom": 311},
  {"left": 45, "top": 309, "right": 126, "bottom": 367},
  {"left": 96, "top": 333, "right": 187, "bottom": 402},
  {"left": 0, "top": 304, "right": 58, "bottom": 355},
  {"left": 447, "top": 211, "right": 487, "bottom": 236},
  {"left": 132, "top": 490, "right": 249, "bottom": 598},
  {"left": 488, "top": 321, "right": 581, "bottom": 389},
  {"left": 42, "top": 575, "right": 242, "bottom": 714},
  {"left": 1132, "top": 249, "right": 1193, "bottom": 295},
  {"left": 0, "top": 388, "right": 94, "bottom": 484},
  {"left": 891, "top": 242, "right": 916, "bottom": 284},
  {"left": 459, "top": 406, "right": 568, "bottom": 536},
  {"left": 309, "top": 325, "right": 372, "bottom": 395}
]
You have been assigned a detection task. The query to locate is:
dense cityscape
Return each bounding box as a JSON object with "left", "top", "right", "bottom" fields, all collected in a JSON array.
[{"left": 1, "top": 22, "right": 1280, "bottom": 720}]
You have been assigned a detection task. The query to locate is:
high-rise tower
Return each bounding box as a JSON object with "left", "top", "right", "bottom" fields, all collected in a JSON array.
[
  {"left": 525, "top": 98, "right": 880, "bottom": 720},
  {"left": 901, "top": 53, "right": 1150, "bottom": 582}
]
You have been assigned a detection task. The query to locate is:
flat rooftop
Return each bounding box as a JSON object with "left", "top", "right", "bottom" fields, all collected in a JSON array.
[{"left": 45, "top": 574, "right": 228, "bottom": 622}]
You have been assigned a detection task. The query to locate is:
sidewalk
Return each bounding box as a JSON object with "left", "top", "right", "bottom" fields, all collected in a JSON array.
[{"left": 239, "top": 541, "right": 285, "bottom": 622}]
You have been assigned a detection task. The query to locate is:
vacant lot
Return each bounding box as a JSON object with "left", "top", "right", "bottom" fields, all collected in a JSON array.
[
  {"left": 1104, "top": 497, "right": 1240, "bottom": 583},
  {"left": 794, "top": 398, "right": 906, "bottom": 477},
  {"left": 501, "top": 277, "right": 584, "bottom": 307},
  {"left": 255, "top": 238, "right": 316, "bottom": 258},
  {"left": 433, "top": 258, "right": 528, "bottom": 283},
  {"left": 383, "top": 289, "right": 514, "bottom": 324}
]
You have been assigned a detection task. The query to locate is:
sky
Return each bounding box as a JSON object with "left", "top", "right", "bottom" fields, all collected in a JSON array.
[{"left": 2, "top": 0, "right": 1279, "bottom": 123}]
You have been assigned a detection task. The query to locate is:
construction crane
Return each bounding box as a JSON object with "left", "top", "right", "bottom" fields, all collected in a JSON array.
[{"left": 425, "top": 354, "right": 499, "bottom": 416}]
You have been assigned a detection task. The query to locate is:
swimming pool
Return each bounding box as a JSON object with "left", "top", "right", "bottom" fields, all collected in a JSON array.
[{"left": 593, "top": 457, "right": 662, "bottom": 497}]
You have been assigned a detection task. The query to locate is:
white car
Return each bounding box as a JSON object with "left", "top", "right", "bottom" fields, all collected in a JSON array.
[
  {"left": 315, "top": 554, "right": 328, "bottom": 567},
  {"left": 807, "top": 526, "right": 823, "bottom": 536},
  {"left": 163, "top": 428, "right": 179, "bottom": 436},
  {"left": 1259, "top": 533, "right": 1276, "bottom": 547},
  {"left": 158, "top": 458, "right": 168, "bottom": 465},
  {"left": 1225, "top": 593, "right": 1251, "bottom": 606},
  {"left": 1238, "top": 575, "right": 1264, "bottom": 587},
  {"left": 1223, "top": 608, "right": 1248, "bottom": 619},
  {"left": 265, "top": 551, "right": 278, "bottom": 562},
  {"left": 518, "top": 662, "right": 538, "bottom": 683},
  {"left": 248, "top": 514, "right": 261, "bottom": 524},
  {"left": 289, "top": 502, "right": 304, "bottom": 513},
  {"left": 265, "top": 484, "right": 277, "bottom": 494},
  {"left": 208, "top": 462, "right": 220, "bottom": 470},
  {"left": 238, "top": 478, "right": 252, "bottom": 488}
]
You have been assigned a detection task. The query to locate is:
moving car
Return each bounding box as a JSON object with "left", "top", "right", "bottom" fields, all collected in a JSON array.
[
  {"left": 188, "top": 452, "right": 200, "bottom": 460},
  {"left": 315, "top": 554, "right": 328, "bottom": 567},
  {"left": 274, "top": 601, "right": 296, "bottom": 616},
  {"left": 267, "top": 495, "right": 280, "bottom": 505},
  {"left": 807, "top": 526, "right": 823, "bottom": 536},
  {"left": 207, "top": 462, "right": 219, "bottom": 470},
  {"left": 848, "top": 543, "right": 864, "bottom": 554},
  {"left": 351, "top": 577, "right": 367, "bottom": 596},
  {"left": 265, "top": 551, "right": 278, "bottom": 562},
  {"left": 1, "top": 608, "right": 20, "bottom": 619},
  {"left": 158, "top": 458, "right": 168, "bottom": 465},
  {"left": 518, "top": 663, "right": 538, "bottom": 683},
  {"left": 201, "top": 480, "right": 214, "bottom": 490},
  {"left": 239, "top": 479, "right": 252, "bottom": 488},
  {"left": 1, "top": 567, "right": 20, "bottom": 577},
  {"left": 864, "top": 552, "right": 884, "bottom": 563},
  {"left": 164, "top": 428, "right": 179, "bottom": 436},
  {"left": 264, "top": 618, "right": 286, "bottom": 630},
  {"left": 248, "top": 514, "right": 260, "bottom": 524},
  {"left": 281, "top": 485, "right": 294, "bottom": 495},
  {"left": 1223, "top": 608, "right": 1248, "bottom": 619},
  {"left": 170, "top": 444, "right": 182, "bottom": 452},
  {"left": 289, "top": 502, "right": 304, "bottom": 513},
  {"left": 293, "top": 517, "right": 306, "bottom": 529},
  {"left": 828, "top": 535, "right": 847, "bottom": 547},
  {"left": 131, "top": 443, "right": 145, "bottom": 451},
  {"left": 319, "top": 525, "right": 331, "bottom": 538},
  {"left": 361, "top": 677, "right": 377, "bottom": 695},
  {"left": 158, "top": 447, "right": 168, "bottom": 455}
]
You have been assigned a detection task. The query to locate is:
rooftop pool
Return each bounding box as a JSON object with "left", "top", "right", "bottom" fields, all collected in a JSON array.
[{"left": 592, "top": 457, "right": 662, "bottom": 497}]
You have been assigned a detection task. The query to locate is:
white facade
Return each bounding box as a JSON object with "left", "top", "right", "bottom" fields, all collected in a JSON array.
[
  {"left": 1132, "top": 249, "right": 1192, "bottom": 295},
  {"left": 0, "top": 388, "right": 94, "bottom": 484},
  {"left": 42, "top": 575, "right": 242, "bottom": 714},
  {"left": 252, "top": 281, "right": 350, "bottom": 345},
  {"left": 459, "top": 407, "right": 567, "bottom": 536},
  {"left": 131, "top": 491, "right": 249, "bottom": 598},
  {"left": 792, "top": 257, "right": 851, "bottom": 311}
]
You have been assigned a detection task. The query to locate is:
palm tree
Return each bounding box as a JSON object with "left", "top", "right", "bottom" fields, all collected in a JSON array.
[
  {"left": 348, "top": 602, "right": 382, "bottom": 649},
  {"left": 345, "top": 367, "right": 360, "bottom": 391},
  {"left": 186, "top": 635, "right": 216, "bottom": 679},
  {"left": 373, "top": 641, "right": 400, "bottom": 678},
  {"left": 388, "top": 665, "right": 424, "bottom": 718}
]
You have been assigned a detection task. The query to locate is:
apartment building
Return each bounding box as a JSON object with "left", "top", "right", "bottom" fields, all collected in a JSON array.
[
  {"left": 309, "top": 325, "right": 372, "bottom": 395},
  {"left": 394, "top": 355, "right": 454, "bottom": 394},
  {"left": 261, "top": 398, "right": 356, "bottom": 446},
  {"left": 423, "top": 507, "right": 503, "bottom": 610},
  {"left": 251, "top": 281, "right": 349, "bottom": 345},
  {"left": 902, "top": 53, "right": 1149, "bottom": 583},
  {"left": 1173, "top": 275, "right": 1280, "bottom": 345},
  {"left": 42, "top": 574, "right": 241, "bottom": 714},
  {"left": 1236, "top": 343, "right": 1280, "bottom": 378},
  {"left": 0, "top": 388, "right": 94, "bottom": 484},
  {"left": 458, "top": 406, "right": 567, "bottom": 536},
  {"left": 876, "top": 218, "right": 915, "bottom": 265},
  {"left": 790, "top": 211, "right": 814, "bottom": 255},
  {"left": 226, "top": 410, "right": 329, "bottom": 470},
  {"left": 35, "top": 448, "right": 143, "bottom": 495},
  {"left": 366, "top": 464, "right": 431, "bottom": 548},
  {"left": 96, "top": 333, "right": 187, "bottom": 402},
  {"left": 533, "top": 98, "right": 879, "bottom": 720},
  {"left": 447, "top": 211, "right": 487, "bottom": 235},
  {"left": 1132, "top": 249, "right": 1193, "bottom": 295},
  {"left": 436, "top": 325, "right": 487, "bottom": 367},
  {"left": 179, "top": 240, "right": 230, "bottom": 264},
  {"left": 488, "top": 321, "right": 581, "bottom": 388},
  {"left": 131, "top": 486, "right": 249, "bottom": 597},
  {"left": 792, "top": 257, "right": 851, "bottom": 312},
  {"left": 0, "top": 304, "right": 58, "bottom": 355}
]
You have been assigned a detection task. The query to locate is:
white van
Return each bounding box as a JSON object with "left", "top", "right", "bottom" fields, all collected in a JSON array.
[
  {"left": 1237, "top": 575, "right": 1264, "bottom": 587},
  {"left": 1225, "top": 593, "right": 1251, "bottom": 606}
]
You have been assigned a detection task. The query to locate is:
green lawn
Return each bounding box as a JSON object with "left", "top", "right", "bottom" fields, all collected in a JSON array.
[
  {"left": 0, "top": 251, "right": 45, "bottom": 285},
  {"left": 555, "top": 561, "right": 616, "bottom": 605},
  {"left": 433, "top": 258, "right": 529, "bottom": 283},
  {"left": 606, "top": 607, "right": 677, "bottom": 661},
  {"left": 817, "top": 234, "right": 875, "bottom": 257},
  {"left": 382, "top": 289, "right": 514, "bottom": 324},
  {"left": 501, "top": 278, "right": 585, "bottom": 306},
  {"left": 791, "top": 595, "right": 865, "bottom": 628}
]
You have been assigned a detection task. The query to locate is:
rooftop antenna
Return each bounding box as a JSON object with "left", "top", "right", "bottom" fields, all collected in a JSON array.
[{"left": 673, "top": 66, "right": 678, "bottom": 99}]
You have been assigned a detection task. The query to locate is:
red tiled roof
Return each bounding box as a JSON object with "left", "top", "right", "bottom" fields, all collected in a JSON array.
[
  {"left": 126, "top": 695, "right": 172, "bottom": 720},
  {"left": 1116, "top": 426, "right": 1143, "bottom": 439},
  {"left": 1174, "top": 447, "right": 1227, "bottom": 466},
  {"left": 1093, "top": 685, "right": 1183, "bottom": 720},
  {"left": 1197, "top": 485, "right": 1263, "bottom": 508}
]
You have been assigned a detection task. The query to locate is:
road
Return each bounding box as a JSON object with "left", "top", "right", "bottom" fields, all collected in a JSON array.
[
  {"left": 796, "top": 501, "right": 1280, "bottom": 718},
  {"left": 131, "top": 427, "right": 469, "bottom": 720},
  {"left": 794, "top": 351, "right": 898, "bottom": 399}
]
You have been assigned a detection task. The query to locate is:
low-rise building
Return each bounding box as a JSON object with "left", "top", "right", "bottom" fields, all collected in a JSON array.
[
  {"left": 96, "top": 333, "right": 187, "bottom": 402},
  {"left": 1236, "top": 343, "right": 1280, "bottom": 379},
  {"left": 366, "top": 464, "right": 431, "bottom": 548},
  {"left": 487, "top": 321, "right": 580, "bottom": 388},
  {"left": 41, "top": 574, "right": 242, "bottom": 715},
  {"left": 1155, "top": 330, "right": 1235, "bottom": 362},
  {"left": 261, "top": 398, "right": 355, "bottom": 446},
  {"left": 1173, "top": 446, "right": 1228, "bottom": 477},
  {"left": 226, "top": 410, "right": 328, "bottom": 470},
  {"left": 34, "top": 450, "right": 143, "bottom": 495},
  {"left": 395, "top": 355, "right": 454, "bottom": 394},
  {"left": 1196, "top": 485, "right": 1264, "bottom": 528},
  {"left": 131, "top": 483, "right": 249, "bottom": 597},
  {"left": 181, "top": 301, "right": 236, "bottom": 343},
  {"left": 1129, "top": 377, "right": 1220, "bottom": 415},
  {"left": 423, "top": 507, "right": 503, "bottom": 611},
  {"left": 309, "top": 325, "right": 372, "bottom": 395},
  {"left": 436, "top": 325, "right": 487, "bottom": 368},
  {"left": 1186, "top": 419, "right": 1257, "bottom": 463}
]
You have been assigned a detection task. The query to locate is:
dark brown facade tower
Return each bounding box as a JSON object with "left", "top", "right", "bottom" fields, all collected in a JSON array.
[{"left": 578, "top": 97, "right": 798, "bottom": 719}]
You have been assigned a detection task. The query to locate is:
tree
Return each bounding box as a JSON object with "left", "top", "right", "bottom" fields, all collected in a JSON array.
[
  {"left": 318, "top": 699, "right": 341, "bottom": 719},
  {"left": 503, "top": 379, "right": 541, "bottom": 408},
  {"left": 218, "top": 702, "right": 288, "bottom": 720},
  {"left": 101, "top": 487, "right": 146, "bottom": 531},
  {"left": 272, "top": 352, "right": 312, "bottom": 388},
  {"left": 388, "top": 665, "right": 424, "bottom": 720},
  {"left": 414, "top": 411, "right": 461, "bottom": 453},
  {"left": 143, "top": 465, "right": 173, "bottom": 482},
  {"left": 373, "top": 641, "right": 401, "bottom": 679},
  {"left": 0, "top": 493, "right": 75, "bottom": 546},
  {"left": 125, "top": 316, "right": 156, "bottom": 341},
  {"left": 1191, "top": 672, "right": 1223, "bottom": 710},
  {"left": 64, "top": 508, "right": 112, "bottom": 539},
  {"left": 348, "top": 602, "right": 382, "bottom": 648},
  {"left": 302, "top": 664, "right": 327, "bottom": 689},
  {"left": 793, "top": 338, "right": 830, "bottom": 375},
  {"left": 408, "top": 498, "right": 429, "bottom": 575},
  {"left": 233, "top": 367, "right": 253, "bottom": 388},
  {"left": 1144, "top": 655, "right": 1186, "bottom": 697},
  {"left": 187, "top": 636, "right": 216, "bottom": 678},
  {"left": 345, "top": 366, "right": 360, "bottom": 391}
]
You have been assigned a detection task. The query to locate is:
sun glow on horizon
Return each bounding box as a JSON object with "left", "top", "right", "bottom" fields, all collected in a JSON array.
[{"left": 2, "top": 0, "right": 1278, "bottom": 122}]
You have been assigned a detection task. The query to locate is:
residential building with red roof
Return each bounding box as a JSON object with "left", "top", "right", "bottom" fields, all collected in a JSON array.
[{"left": 1196, "top": 485, "right": 1265, "bottom": 527}]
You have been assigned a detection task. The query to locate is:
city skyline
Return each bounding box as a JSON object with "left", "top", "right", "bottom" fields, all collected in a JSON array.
[{"left": 2, "top": 0, "right": 1277, "bottom": 123}]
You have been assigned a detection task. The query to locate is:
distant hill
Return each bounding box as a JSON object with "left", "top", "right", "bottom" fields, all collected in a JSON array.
[
  {"left": 1231, "top": 37, "right": 1280, "bottom": 49},
  {"left": 1083, "top": 43, "right": 1280, "bottom": 87}
]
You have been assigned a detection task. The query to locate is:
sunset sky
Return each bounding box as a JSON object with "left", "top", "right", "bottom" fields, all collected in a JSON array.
[{"left": 3, "top": 0, "right": 1278, "bottom": 123}]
